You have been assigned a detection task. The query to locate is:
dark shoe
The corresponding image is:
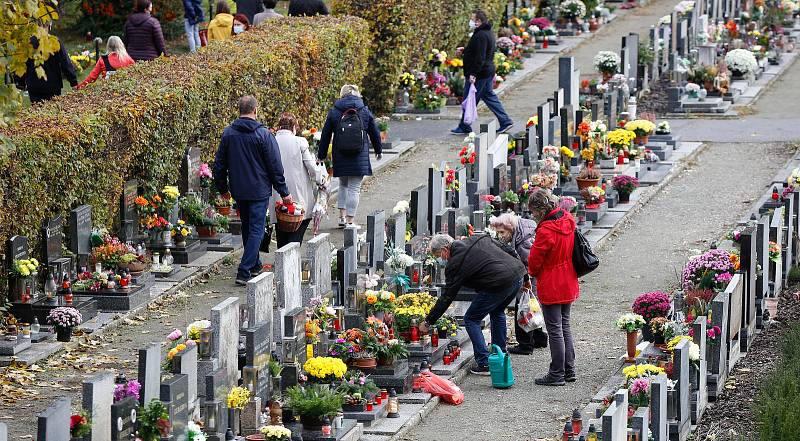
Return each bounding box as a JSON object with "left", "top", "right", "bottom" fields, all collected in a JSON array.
[
  {"left": 235, "top": 278, "right": 248, "bottom": 286},
  {"left": 450, "top": 127, "right": 469, "bottom": 135},
  {"left": 469, "top": 363, "right": 491, "bottom": 376},
  {"left": 250, "top": 266, "right": 264, "bottom": 277},
  {"left": 498, "top": 122, "right": 514, "bottom": 133},
  {"left": 565, "top": 374, "right": 577, "bottom": 383},
  {"left": 535, "top": 375, "right": 566, "bottom": 386},
  {"left": 507, "top": 345, "right": 533, "bottom": 355},
  {"left": 532, "top": 341, "right": 548, "bottom": 349}
]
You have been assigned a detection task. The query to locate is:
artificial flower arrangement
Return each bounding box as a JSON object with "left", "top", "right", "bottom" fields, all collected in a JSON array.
[
  {"left": 593, "top": 50, "right": 621, "bottom": 75},
  {"left": 685, "top": 82, "right": 701, "bottom": 97},
  {"left": 196, "top": 163, "right": 213, "bottom": 188},
  {"left": 629, "top": 377, "right": 651, "bottom": 408},
  {"left": 615, "top": 313, "right": 646, "bottom": 333},
  {"left": 527, "top": 115, "right": 538, "bottom": 127},
  {"left": 307, "top": 296, "right": 336, "bottom": 343},
  {"left": 392, "top": 200, "right": 410, "bottom": 215},
  {"left": 725, "top": 48, "right": 758, "bottom": 75},
  {"left": 577, "top": 121, "right": 591, "bottom": 141},
  {"left": 607, "top": 128, "right": 636, "bottom": 149},
  {"left": 684, "top": 289, "right": 716, "bottom": 323},
  {"left": 632, "top": 291, "right": 671, "bottom": 321},
  {"left": 11, "top": 258, "right": 39, "bottom": 277},
  {"left": 528, "top": 173, "right": 558, "bottom": 190},
  {"left": 580, "top": 146, "right": 596, "bottom": 162},
  {"left": 260, "top": 425, "right": 292, "bottom": 441},
  {"left": 580, "top": 186, "right": 605, "bottom": 205},
  {"left": 445, "top": 168, "right": 460, "bottom": 192},
  {"left": 559, "top": 195, "right": 578, "bottom": 214},
  {"left": 92, "top": 234, "right": 136, "bottom": 267},
  {"left": 303, "top": 356, "right": 348, "bottom": 383},
  {"left": 769, "top": 241, "right": 781, "bottom": 262},
  {"left": 187, "top": 319, "right": 211, "bottom": 342},
  {"left": 560, "top": 146, "right": 575, "bottom": 159},
  {"left": 559, "top": 0, "right": 587, "bottom": 19},
  {"left": 590, "top": 120, "right": 608, "bottom": 138},
  {"left": 365, "top": 289, "right": 397, "bottom": 314},
  {"left": 170, "top": 219, "right": 192, "bottom": 243},
  {"left": 612, "top": 175, "right": 639, "bottom": 195},
  {"left": 227, "top": 386, "right": 251, "bottom": 409},
  {"left": 48, "top": 306, "right": 82, "bottom": 330},
  {"left": 681, "top": 249, "right": 737, "bottom": 291},
  {"left": 187, "top": 421, "right": 208, "bottom": 441},
  {"left": 70, "top": 411, "right": 92, "bottom": 438},
  {"left": 427, "top": 48, "right": 447, "bottom": 68},
  {"left": 648, "top": 317, "right": 676, "bottom": 343},
  {"left": 163, "top": 328, "right": 194, "bottom": 371},
  {"left": 137, "top": 399, "right": 171, "bottom": 441},
  {"left": 656, "top": 121, "right": 671, "bottom": 134},
  {"left": 623, "top": 120, "right": 656, "bottom": 137},
  {"left": 114, "top": 379, "right": 141, "bottom": 402}
]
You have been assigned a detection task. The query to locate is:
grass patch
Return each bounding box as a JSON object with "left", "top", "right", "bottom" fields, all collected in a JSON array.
[
  {"left": 756, "top": 324, "right": 800, "bottom": 441},
  {"left": 787, "top": 266, "right": 800, "bottom": 284}
]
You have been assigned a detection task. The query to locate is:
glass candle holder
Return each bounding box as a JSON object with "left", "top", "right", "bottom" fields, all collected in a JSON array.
[
  {"left": 301, "top": 258, "right": 312, "bottom": 284},
  {"left": 199, "top": 329, "right": 213, "bottom": 358}
]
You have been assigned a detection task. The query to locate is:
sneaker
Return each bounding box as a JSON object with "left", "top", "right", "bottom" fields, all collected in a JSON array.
[
  {"left": 450, "top": 127, "right": 469, "bottom": 135},
  {"left": 535, "top": 375, "right": 566, "bottom": 386},
  {"left": 469, "top": 363, "right": 491, "bottom": 376},
  {"left": 498, "top": 122, "right": 514, "bottom": 133},
  {"left": 235, "top": 278, "right": 249, "bottom": 286},
  {"left": 250, "top": 266, "right": 264, "bottom": 277},
  {"left": 565, "top": 373, "right": 577, "bottom": 383},
  {"left": 507, "top": 345, "right": 533, "bottom": 355},
  {"left": 338, "top": 217, "right": 346, "bottom": 228}
]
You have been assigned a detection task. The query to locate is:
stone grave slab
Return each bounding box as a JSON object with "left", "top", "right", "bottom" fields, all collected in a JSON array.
[
  {"left": 585, "top": 202, "right": 608, "bottom": 222},
  {"left": 82, "top": 372, "right": 115, "bottom": 441},
  {"left": 636, "top": 162, "right": 672, "bottom": 186},
  {"left": 137, "top": 342, "right": 161, "bottom": 405},
  {"left": 246, "top": 272, "right": 274, "bottom": 326},
  {"left": 111, "top": 396, "right": 138, "bottom": 441},
  {"left": 37, "top": 398, "right": 70, "bottom": 441},
  {"left": 171, "top": 344, "right": 199, "bottom": 418},
  {"left": 161, "top": 374, "right": 189, "bottom": 439},
  {"left": 362, "top": 403, "right": 425, "bottom": 436},
  {"left": 69, "top": 204, "right": 92, "bottom": 258},
  {"left": 592, "top": 210, "right": 626, "bottom": 229},
  {"left": 211, "top": 297, "right": 241, "bottom": 388}
]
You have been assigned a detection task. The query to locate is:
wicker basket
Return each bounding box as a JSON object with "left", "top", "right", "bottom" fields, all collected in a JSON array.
[{"left": 276, "top": 210, "right": 304, "bottom": 232}]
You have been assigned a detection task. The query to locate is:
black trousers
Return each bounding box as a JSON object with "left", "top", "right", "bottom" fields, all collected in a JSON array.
[
  {"left": 514, "top": 285, "right": 548, "bottom": 349},
  {"left": 275, "top": 219, "right": 311, "bottom": 249}
]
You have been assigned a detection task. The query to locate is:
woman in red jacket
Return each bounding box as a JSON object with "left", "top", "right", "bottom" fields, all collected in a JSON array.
[
  {"left": 76, "top": 36, "right": 135, "bottom": 89},
  {"left": 527, "top": 188, "right": 580, "bottom": 386}
]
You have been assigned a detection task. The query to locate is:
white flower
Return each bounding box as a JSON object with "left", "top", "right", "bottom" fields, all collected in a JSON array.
[
  {"left": 325, "top": 306, "right": 336, "bottom": 316},
  {"left": 589, "top": 120, "right": 607, "bottom": 134},
  {"left": 685, "top": 83, "right": 701, "bottom": 93},
  {"left": 187, "top": 421, "right": 207, "bottom": 441},
  {"left": 392, "top": 200, "right": 410, "bottom": 215},
  {"left": 688, "top": 342, "right": 700, "bottom": 362},
  {"left": 725, "top": 49, "right": 758, "bottom": 74},
  {"left": 657, "top": 121, "right": 670, "bottom": 133},
  {"left": 593, "top": 51, "right": 621, "bottom": 74},
  {"left": 313, "top": 132, "right": 322, "bottom": 141},
  {"left": 559, "top": 0, "right": 587, "bottom": 17}
]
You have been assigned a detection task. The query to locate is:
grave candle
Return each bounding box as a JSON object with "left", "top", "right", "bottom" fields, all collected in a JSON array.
[
  {"left": 571, "top": 408, "right": 582, "bottom": 434},
  {"left": 381, "top": 389, "right": 388, "bottom": 400},
  {"left": 543, "top": 36, "right": 549, "bottom": 48},
  {"left": 431, "top": 332, "right": 439, "bottom": 347},
  {"left": 562, "top": 420, "right": 572, "bottom": 441},
  {"left": 386, "top": 389, "right": 400, "bottom": 418},
  {"left": 412, "top": 367, "right": 423, "bottom": 393},
  {"left": 306, "top": 344, "right": 314, "bottom": 360},
  {"left": 366, "top": 401, "right": 374, "bottom": 412},
  {"left": 410, "top": 320, "right": 420, "bottom": 342},
  {"left": 586, "top": 424, "right": 597, "bottom": 441},
  {"left": 321, "top": 417, "right": 332, "bottom": 437},
  {"left": 21, "top": 284, "right": 31, "bottom": 304},
  {"left": 334, "top": 307, "right": 344, "bottom": 331},
  {"left": 375, "top": 394, "right": 382, "bottom": 405},
  {"left": 199, "top": 329, "right": 212, "bottom": 358},
  {"left": 301, "top": 259, "right": 311, "bottom": 284}
]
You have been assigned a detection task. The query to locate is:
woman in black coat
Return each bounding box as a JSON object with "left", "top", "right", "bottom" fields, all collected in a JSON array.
[{"left": 317, "top": 85, "right": 382, "bottom": 227}]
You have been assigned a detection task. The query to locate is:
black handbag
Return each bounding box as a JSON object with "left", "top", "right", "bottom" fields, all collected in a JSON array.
[
  {"left": 572, "top": 228, "right": 599, "bottom": 277},
  {"left": 259, "top": 223, "right": 273, "bottom": 253}
]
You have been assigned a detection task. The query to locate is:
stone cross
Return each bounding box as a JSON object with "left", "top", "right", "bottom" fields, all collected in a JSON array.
[
  {"left": 82, "top": 372, "right": 115, "bottom": 441},
  {"left": 137, "top": 342, "right": 161, "bottom": 406},
  {"left": 211, "top": 297, "right": 241, "bottom": 388}
]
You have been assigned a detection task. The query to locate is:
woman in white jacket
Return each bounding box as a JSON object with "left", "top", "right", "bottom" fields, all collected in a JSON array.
[{"left": 271, "top": 113, "right": 326, "bottom": 247}]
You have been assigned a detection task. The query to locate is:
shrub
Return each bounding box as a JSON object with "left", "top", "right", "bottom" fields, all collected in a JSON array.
[
  {"left": 0, "top": 17, "right": 369, "bottom": 256},
  {"left": 331, "top": 0, "right": 505, "bottom": 113},
  {"left": 757, "top": 325, "right": 800, "bottom": 441},
  {"left": 787, "top": 266, "right": 800, "bottom": 284}
]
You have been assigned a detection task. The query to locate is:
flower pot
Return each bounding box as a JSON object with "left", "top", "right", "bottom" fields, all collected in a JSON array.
[
  {"left": 641, "top": 322, "right": 655, "bottom": 342},
  {"left": 380, "top": 131, "right": 389, "bottom": 143},
  {"left": 56, "top": 327, "right": 72, "bottom": 342},
  {"left": 128, "top": 261, "right": 146, "bottom": 276},
  {"left": 576, "top": 177, "right": 601, "bottom": 190},
  {"left": 351, "top": 357, "right": 377, "bottom": 369},
  {"left": 626, "top": 331, "right": 638, "bottom": 362},
  {"left": 342, "top": 402, "right": 366, "bottom": 412},
  {"left": 300, "top": 414, "right": 324, "bottom": 431},
  {"left": 634, "top": 135, "right": 649, "bottom": 146},
  {"left": 438, "top": 328, "right": 448, "bottom": 339},
  {"left": 216, "top": 206, "right": 231, "bottom": 216},
  {"left": 245, "top": 435, "right": 266, "bottom": 441},
  {"left": 653, "top": 332, "right": 666, "bottom": 345},
  {"left": 197, "top": 226, "right": 216, "bottom": 238},
  {"left": 618, "top": 192, "right": 631, "bottom": 203}
]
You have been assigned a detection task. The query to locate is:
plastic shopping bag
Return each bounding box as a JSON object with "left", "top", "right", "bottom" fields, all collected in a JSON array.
[
  {"left": 462, "top": 83, "right": 478, "bottom": 126},
  {"left": 419, "top": 371, "right": 465, "bottom": 405},
  {"left": 517, "top": 287, "right": 545, "bottom": 332}
]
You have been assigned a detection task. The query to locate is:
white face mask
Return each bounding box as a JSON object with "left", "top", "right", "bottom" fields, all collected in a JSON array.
[
  {"left": 233, "top": 25, "right": 245, "bottom": 34},
  {"left": 468, "top": 19, "right": 477, "bottom": 30}
]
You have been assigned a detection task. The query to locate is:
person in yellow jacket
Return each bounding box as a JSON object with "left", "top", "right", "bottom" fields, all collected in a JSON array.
[{"left": 207, "top": 0, "right": 234, "bottom": 41}]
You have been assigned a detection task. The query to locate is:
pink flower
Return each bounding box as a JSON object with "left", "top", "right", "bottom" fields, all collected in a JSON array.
[
  {"left": 167, "top": 329, "right": 183, "bottom": 341},
  {"left": 196, "top": 163, "right": 213, "bottom": 179}
]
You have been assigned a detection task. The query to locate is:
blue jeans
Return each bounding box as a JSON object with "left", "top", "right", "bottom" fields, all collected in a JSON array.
[
  {"left": 237, "top": 199, "right": 268, "bottom": 280},
  {"left": 458, "top": 76, "right": 513, "bottom": 133},
  {"left": 464, "top": 278, "right": 523, "bottom": 366},
  {"left": 185, "top": 19, "right": 201, "bottom": 52},
  {"left": 337, "top": 176, "right": 363, "bottom": 217}
]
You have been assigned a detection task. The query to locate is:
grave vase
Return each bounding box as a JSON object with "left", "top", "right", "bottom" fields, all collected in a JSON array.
[
  {"left": 9, "top": 277, "right": 25, "bottom": 302},
  {"left": 626, "top": 331, "right": 638, "bottom": 362},
  {"left": 197, "top": 226, "right": 217, "bottom": 238},
  {"left": 634, "top": 135, "right": 649, "bottom": 146},
  {"left": 618, "top": 192, "right": 631, "bottom": 203},
  {"left": 56, "top": 326, "right": 72, "bottom": 342},
  {"left": 228, "top": 408, "right": 241, "bottom": 435}
]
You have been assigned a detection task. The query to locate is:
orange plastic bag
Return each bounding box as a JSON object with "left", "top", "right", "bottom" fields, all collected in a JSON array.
[{"left": 419, "top": 371, "right": 465, "bottom": 405}]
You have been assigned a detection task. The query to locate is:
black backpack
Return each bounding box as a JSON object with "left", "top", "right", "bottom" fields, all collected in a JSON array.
[
  {"left": 572, "top": 228, "right": 599, "bottom": 277},
  {"left": 333, "top": 108, "right": 364, "bottom": 154}
]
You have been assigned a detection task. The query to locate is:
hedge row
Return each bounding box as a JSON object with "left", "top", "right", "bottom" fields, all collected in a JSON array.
[
  {"left": 331, "top": 0, "right": 505, "bottom": 113},
  {"left": 0, "top": 17, "right": 370, "bottom": 251}
]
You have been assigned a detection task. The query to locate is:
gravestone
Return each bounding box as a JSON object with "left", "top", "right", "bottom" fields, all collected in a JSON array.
[
  {"left": 671, "top": 339, "right": 691, "bottom": 440},
  {"left": 179, "top": 147, "right": 203, "bottom": 196},
  {"left": 69, "top": 205, "right": 92, "bottom": 257},
  {"left": 631, "top": 407, "right": 649, "bottom": 441},
  {"left": 387, "top": 212, "right": 407, "bottom": 250},
  {"left": 243, "top": 322, "right": 271, "bottom": 403},
  {"left": 211, "top": 297, "right": 241, "bottom": 388},
  {"left": 160, "top": 374, "right": 189, "bottom": 439},
  {"left": 509, "top": 156, "right": 525, "bottom": 191},
  {"left": 769, "top": 208, "right": 784, "bottom": 296},
  {"left": 670, "top": 11, "right": 678, "bottom": 54},
  {"left": 37, "top": 398, "right": 70, "bottom": 441},
  {"left": 756, "top": 214, "right": 770, "bottom": 328},
  {"left": 306, "top": 233, "right": 332, "bottom": 299},
  {"left": 604, "top": 92, "right": 618, "bottom": 129},
  {"left": 172, "top": 344, "right": 199, "bottom": 419},
  {"left": 558, "top": 57, "right": 580, "bottom": 112},
  {"left": 455, "top": 167, "right": 469, "bottom": 209},
  {"left": 650, "top": 374, "right": 668, "bottom": 441},
  {"left": 690, "top": 317, "right": 708, "bottom": 424},
  {"left": 247, "top": 272, "right": 274, "bottom": 327},
  {"left": 547, "top": 114, "right": 561, "bottom": 146},
  {"left": 410, "top": 185, "right": 429, "bottom": 236},
  {"left": 738, "top": 226, "right": 757, "bottom": 351},
  {"left": 428, "top": 169, "right": 445, "bottom": 233},
  {"left": 367, "top": 210, "right": 386, "bottom": 269},
  {"left": 5, "top": 235, "right": 28, "bottom": 301},
  {"left": 41, "top": 216, "right": 64, "bottom": 266},
  {"left": 560, "top": 105, "right": 573, "bottom": 149},
  {"left": 111, "top": 396, "right": 138, "bottom": 441},
  {"left": 492, "top": 164, "right": 508, "bottom": 196},
  {"left": 536, "top": 103, "right": 550, "bottom": 152},
  {"left": 724, "top": 274, "right": 744, "bottom": 370},
  {"left": 474, "top": 132, "right": 491, "bottom": 192},
  {"left": 601, "top": 389, "right": 628, "bottom": 441},
  {"left": 119, "top": 179, "right": 138, "bottom": 242},
  {"left": 275, "top": 243, "right": 302, "bottom": 310},
  {"left": 708, "top": 290, "right": 730, "bottom": 400},
  {"left": 82, "top": 372, "right": 115, "bottom": 441},
  {"left": 137, "top": 342, "right": 161, "bottom": 406}
]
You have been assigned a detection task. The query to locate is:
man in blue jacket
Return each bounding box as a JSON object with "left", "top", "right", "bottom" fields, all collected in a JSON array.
[{"left": 214, "top": 95, "right": 293, "bottom": 285}]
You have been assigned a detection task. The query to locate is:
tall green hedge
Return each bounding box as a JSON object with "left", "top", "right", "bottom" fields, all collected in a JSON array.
[
  {"left": 0, "top": 17, "right": 369, "bottom": 251},
  {"left": 331, "top": 0, "right": 504, "bottom": 113}
]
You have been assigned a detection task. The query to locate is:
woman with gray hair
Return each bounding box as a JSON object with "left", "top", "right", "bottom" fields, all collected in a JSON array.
[
  {"left": 526, "top": 188, "right": 580, "bottom": 386},
  {"left": 318, "top": 84, "right": 383, "bottom": 227},
  {"left": 490, "top": 213, "right": 548, "bottom": 354}
]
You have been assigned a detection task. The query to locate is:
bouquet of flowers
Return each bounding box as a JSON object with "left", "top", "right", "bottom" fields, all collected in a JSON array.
[
  {"left": 559, "top": 0, "right": 587, "bottom": 18},
  {"left": 260, "top": 425, "right": 292, "bottom": 441},
  {"left": 629, "top": 378, "right": 651, "bottom": 407},
  {"left": 725, "top": 48, "right": 758, "bottom": 75},
  {"left": 398, "top": 72, "right": 416, "bottom": 89},
  {"left": 623, "top": 120, "right": 656, "bottom": 137},
  {"left": 615, "top": 313, "right": 646, "bottom": 332},
  {"left": 114, "top": 379, "right": 141, "bottom": 402},
  {"left": 632, "top": 291, "right": 671, "bottom": 321},
  {"left": 612, "top": 175, "right": 639, "bottom": 194},
  {"left": 593, "top": 51, "right": 621, "bottom": 75},
  {"left": 526, "top": 115, "right": 538, "bottom": 127},
  {"left": 187, "top": 421, "right": 208, "bottom": 441},
  {"left": 445, "top": 168, "right": 460, "bottom": 192},
  {"left": 227, "top": 386, "right": 251, "bottom": 409},
  {"left": 656, "top": 121, "right": 671, "bottom": 134},
  {"left": 497, "top": 36, "right": 515, "bottom": 54},
  {"left": 303, "top": 356, "right": 348, "bottom": 383},
  {"left": 365, "top": 289, "right": 397, "bottom": 313},
  {"left": 607, "top": 129, "right": 636, "bottom": 148},
  {"left": 163, "top": 328, "right": 193, "bottom": 371},
  {"left": 769, "top": 241, "right": 781, "bottom": 262},
  {"left": 170, "top": 220, "right": 192, "bottom": 242},
  {"left": 622, "top": 363, "right": 665, "bottom": 381},
  {"left": 195, "top": 163, "right": 213, "bottom": 188},
  {"left": 427, "top": 49, "right": 447, "bottom": 68},
  {"left": 11, "top": 258, "right": 39, "bottom": 277},
  {"left": 685, "top": 82, "right": 701, "bottom": 96},
  {"left": 187, "top": 320, "right": 211, "bottom": 341},
  {"left": 528, "top": 173, "right": 558, "bottom": 190},
  {"left": 70, "top": 412, "right": 92, "bottom": 438},
  {"left": 385, "top": 247, "right": 414, "bottom": 288},
  {"left": 681, "top": 249, "right": 736, "bottom": 290},
  {"left": 47, "top": 307, "right": 82, "bottom": 329},
  {"left": 558, "top": 196, "right": 578, "bottom": 214},
  {"left": 580, "top": 186, "right": 605, "bottom": 204}
]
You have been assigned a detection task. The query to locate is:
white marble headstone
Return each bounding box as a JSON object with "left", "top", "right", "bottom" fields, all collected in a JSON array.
[
  {"left": 83, "top": 372, "right": 115, "bottom": 441},
  {"left": 211, "top": 297, "right": 241, "bottom": 388},
  {"left": 247, "top": 272, "right": 274, "bottom": 326},
  {"left": 137, "top": 342, "right": 161, "bottom": 406},
  {"left": 306, "top": 234, "right": 332, "bottom": 297},
  {"left": 274, "top": 243, "right": 302, "bottom": 310}
]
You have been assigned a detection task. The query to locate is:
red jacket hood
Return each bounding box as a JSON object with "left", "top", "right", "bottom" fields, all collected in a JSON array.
[{"left": 538, "top": 208, "right": 576, "bottom": 236}]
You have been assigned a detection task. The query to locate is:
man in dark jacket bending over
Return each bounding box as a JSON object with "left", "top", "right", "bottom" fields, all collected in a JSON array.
[
  {"left": 214, "top": 95, "right": 293, "bottom": 285},
  {"left": 419, "top": 234, "right": 526, "bottom": 375}
]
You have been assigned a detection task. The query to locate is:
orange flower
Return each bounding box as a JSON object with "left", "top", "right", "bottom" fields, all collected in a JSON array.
[
  {"left": 134, "top": 196, "right": 149, "bottom": 206},
  {"left": 366, "top": 294, "right": 378, "bottom": 305},
  {"left": 310, "top": 127, "right": 318, "bottom": 133}
]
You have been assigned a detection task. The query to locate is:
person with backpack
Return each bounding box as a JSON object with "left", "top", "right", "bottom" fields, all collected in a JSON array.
[
  {"left": 418, "top": 234, "right": 526, "bottom": 375},
  {"left": 526, "top": 188, "right": 580, "bottom": 386},
  {"left": 317, "top": 84, "right": 382, "bottom": 227},
  {"left": 76, "top": 36, "right": 135, "bottom": 89},
  {"left": 123, "top": 0, "right": 167, "bottom": 61}
]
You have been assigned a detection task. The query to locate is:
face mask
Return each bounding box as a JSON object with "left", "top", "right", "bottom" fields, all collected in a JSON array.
[
  {"left": 233, "top": 25, "right": 245, "bottom": 34},
  {"left": 468, "top": 19, "right": 476, "bottom": 30},
  {"left": 436, "top": 257, "right": 448, "bottom": 266}
]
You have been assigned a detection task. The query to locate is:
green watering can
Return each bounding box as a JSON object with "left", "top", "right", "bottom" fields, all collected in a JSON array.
[{"left": 488, "top": 344, "right": 514, "bottom": 389}]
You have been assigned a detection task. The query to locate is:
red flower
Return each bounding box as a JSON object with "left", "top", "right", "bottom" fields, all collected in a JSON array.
[
  {"left": 156, "top": 418, "right": 172, "bottom": 436},
  {"left": 70, "top": 415, "right": 83, "bottom": 429},
  {"left": 468, "top": 157, "right": 475, "bottom": 164},
  {"left": 459, "top": 147, "right": 467, "bottom": 156},
  {"left": 460, "top": 157, "right": 467, "bottom": 164}
]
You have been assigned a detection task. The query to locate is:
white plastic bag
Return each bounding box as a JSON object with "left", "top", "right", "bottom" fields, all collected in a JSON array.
[
  {"left": 517, "top": 287, "right": 545, "bottom": 332},
  {"left": 462, "top": 83, "right": 478, "bottom": 126}
]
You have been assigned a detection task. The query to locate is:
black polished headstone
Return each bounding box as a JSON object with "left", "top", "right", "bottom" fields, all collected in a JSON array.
[
  {"left": 69, "top": 205, "right": 92, "bottom": 256},
  {"left": 111, "top": 396, "right": 138, "bottom": 441},
  {"left": 41, "top": 216, "right": 63, "bottom": 265},
  {"left": 119, "top": 179, "right": 139, "bottom": 242}
]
